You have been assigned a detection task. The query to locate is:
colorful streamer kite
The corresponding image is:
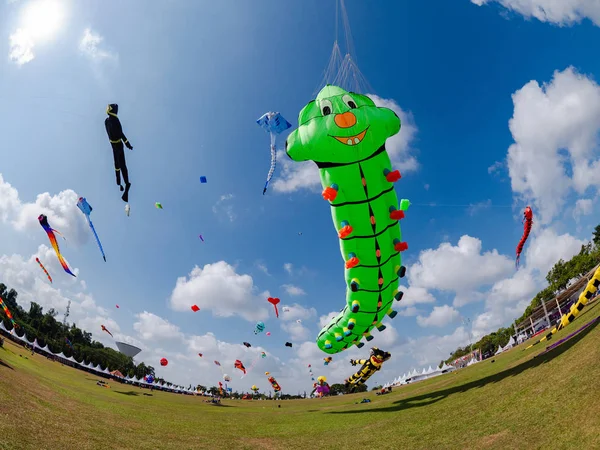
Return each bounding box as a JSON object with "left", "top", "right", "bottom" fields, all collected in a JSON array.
[
  {"left": 265, "top": 372, "right": 281, "bottom": 392},
  {"left": 101, "top": 325, "right": 113, "bottom": 338},
  {"left": 65, "top": 337, "right": 74, "bottom": 351},
  {"left": 0, "top": 296, "right": 18, "bottom": 329},
  {"left": 256, "top": 111, "right": 291, "bottom": 195},
  {"left": 286, "top": 86, "right": 408, "bottom": 354},
  {"left": 77, "top": 197, "right": 106, "bottom": 262},
  {"left": 38, "top": 215, "right": 76, "bottom": 277},
  {"left": 516, "top": 206, "right": 533, "bottom": 269},
  {"left": 35, "top": 257, "right": 53, "bottom": 283}
]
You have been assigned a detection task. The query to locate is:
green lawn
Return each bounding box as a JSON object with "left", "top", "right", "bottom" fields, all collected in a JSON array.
[{"left": 1, "top": 302, "right": 600, "bottom": 450}]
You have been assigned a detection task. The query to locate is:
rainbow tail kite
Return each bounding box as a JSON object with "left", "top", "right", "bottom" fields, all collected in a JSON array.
[
  {"left": 0, "top": 296, "right": 18, "bottom": 329},
  {"left": 77, "top": 197, "right": 106, "bottom": 262},
  {"left": 38, "top": 214, "right": 76, "bottom": 277}
]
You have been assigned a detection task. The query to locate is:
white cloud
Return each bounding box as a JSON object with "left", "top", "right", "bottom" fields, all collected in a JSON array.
[
  {"left": 0, "top": 174, "right": 89, "bottom": 246},
  {"left": 280, "top": 320, "right": 310, "bottom": 341},
  {"left": 524, "top": 227, "right": 585, "bottom": 275},
  {"left": 79, "top": 28, "right": 117, "bottom": 61},
  {"left": 506, "top": 67, "right": 600, "bottom": 223},
  {"left": 282, "top": 262, "right": 311, "bottom": 276},
  {"left": 133, "top": 311, "right": 185, "bottom": 342},
  {"left": 488, "top": 160, "right": 504, "bottom": 174},
  {"left": 281, "top": 304, "right": 316, "bottom": 322},
  {"left": 471, "top": 0, "right": 600, "bottom": 27},
  {"left": 272, "top": 151, "right": 322, "bottom": 194},
  {"left": 272, "top": 95, "right": 418, "bottom": 193},
  {"left": 255, "top": 262, "right": 270, "bottom": 276},
  {"left": 409, "top": 235, "right": 514, "bottom": 307},
  {"left": 212, "top": 194, "right": 236, "bottom": 222},
  {"left": 574, "top": 198, "right": 593, "bottom": 220},
  {"left": 369, "top": 95, "right": 419, "bottom": 172},
  {"left": 282, "top": 284, "right": 306, "bottom": 296},
  {"left": 398, "top": 306, "right": 420, "bottom": 317},
  {"left": 9, "top": 28, "right": 35, "bottom": 65},
  {"left": 417, "top": 305, "right": 460, "bottom": 327},
  {"left": 0, "top": 248, "right": 119, "bottom": 349},
  {"left": 169, "top": 261, "right": 269, "bottom": 321},
  {"left": 400, "top": 286, "right": 436, "bottom": 308},
  {"left": 318, "top": 311, "right": 339, "bottom": 329}
]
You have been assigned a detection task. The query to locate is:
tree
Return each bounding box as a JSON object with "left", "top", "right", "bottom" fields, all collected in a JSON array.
[{"left": 593, "top": 224, "right": 600, "bottom": 247}]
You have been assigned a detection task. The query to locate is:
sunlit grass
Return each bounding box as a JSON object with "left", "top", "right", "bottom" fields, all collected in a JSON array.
[{"left": 1, "top": 302, "right": 600, "bottom": 449}]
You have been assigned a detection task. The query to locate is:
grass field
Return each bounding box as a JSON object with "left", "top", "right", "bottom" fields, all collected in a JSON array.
[{"left": 1, "top": 302, "right": 600, "bottom": 450}]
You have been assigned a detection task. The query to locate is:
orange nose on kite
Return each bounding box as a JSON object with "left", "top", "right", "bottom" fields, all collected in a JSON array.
[{"left": 334, "top": 111, "right": 357, "bottom": 128}]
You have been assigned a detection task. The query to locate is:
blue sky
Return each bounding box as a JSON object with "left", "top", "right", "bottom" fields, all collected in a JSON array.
[{"left": 2, "top": 0, "right": 600, "bottom": 392}]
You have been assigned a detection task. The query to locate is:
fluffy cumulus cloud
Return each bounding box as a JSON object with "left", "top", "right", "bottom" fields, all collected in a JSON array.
[
  {"left": 280, "top": 320, "right": 310, "bottom": 341},
  {"left": 133, "top": 311, "right": 185, "bottom": 342},
  {"left": 169, "top": 261, "right": 269, "bottom": 321},
  {"left": 318, "top": 311, "right": 338, "bottom": 329},
  {"left": 471, "top": 0, "right": 600, "bottom": 27},
  {"left": 0, "top": 174, "right": 89, "bottom": 246},
  {"left": 79, "top": 28, "right": 117, "bottom": 61},
  {"left": 506, "top": 67, "right": 600, "bottom": 223},
  {"left": 469, "top": 228, "right": 586, "bottom": 337},
  {"left": 0, "top": 247, "right": 126, "bottom": 349},
  {"left": 408, "top": 235, "right": 514, "bottom": 307},
  {"left": 399, "top": 286, "right": 436, "bottom": 308},
  {"left": 574, "top": 198, "right": 593, "bottom": 220},
  {"left": 523, "top": 227, "right": 585, "bottom": 275},
  {"left": 416, "top": 305, "right": 460, "bottom": 328},
  {"left": 279, "top": 303, "right": 316, "bottom": 341},
  {"left": 282, "top": 284, "right": 305, "bottom": 296},
  {"left": 272, "top": 96, "right": 418, "bottom": 193}
]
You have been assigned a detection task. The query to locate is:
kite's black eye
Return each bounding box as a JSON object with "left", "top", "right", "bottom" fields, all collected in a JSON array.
[
  {"left": 320, "top": 99, "right": 333, "bottom": 116},
  {"left": 343, "top": 94, "right": 357, "bottom": 109}
]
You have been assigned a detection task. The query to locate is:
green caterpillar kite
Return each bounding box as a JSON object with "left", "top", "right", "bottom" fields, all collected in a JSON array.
[{"left": 286, "top": 85, "right": 409, "bottom": 354}]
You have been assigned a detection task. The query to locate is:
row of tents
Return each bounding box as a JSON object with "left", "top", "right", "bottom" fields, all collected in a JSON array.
[
  {"left": 0, "top": 321, "right": 205, "bottom": 396},
  {"left": 384, "top": 362, "right": 458, "bottom": 389}
]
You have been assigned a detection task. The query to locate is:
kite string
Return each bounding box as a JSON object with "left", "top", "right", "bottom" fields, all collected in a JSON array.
[{"left": 411, "top": 203, "right": 514, "bottom": 208}]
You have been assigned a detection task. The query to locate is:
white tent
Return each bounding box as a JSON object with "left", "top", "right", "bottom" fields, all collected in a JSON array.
[{"left": 495, "top": 344, "right": 504, "bottom": 355}]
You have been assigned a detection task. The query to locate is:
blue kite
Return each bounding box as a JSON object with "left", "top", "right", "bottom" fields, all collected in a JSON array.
[
  {"left": 256, "top": 111, "right": 291, "bottom": 195},
  {"left": 77, "top": 197, "right": 106, "bottom": 262}
]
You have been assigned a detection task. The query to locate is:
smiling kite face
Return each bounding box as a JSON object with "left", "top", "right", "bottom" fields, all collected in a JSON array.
[{"left": 286, "top": 85, "right": 400, "bottom": 165}]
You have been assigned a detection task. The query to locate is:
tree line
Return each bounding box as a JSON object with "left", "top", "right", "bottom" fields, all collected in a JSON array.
[
  {"left": 0, "top": 283, "right": 156, "bottom": 380},
  {"left": 445, "top": 225, "right": 600, "bottom": 363},
  {"left": 0, "top": 283, "right": 368, "bottom": 395}
]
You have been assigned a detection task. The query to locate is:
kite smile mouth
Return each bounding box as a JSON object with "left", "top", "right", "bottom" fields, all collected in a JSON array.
[{"left": 332, "top": 127, "right": 369, "bottom": 146}]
